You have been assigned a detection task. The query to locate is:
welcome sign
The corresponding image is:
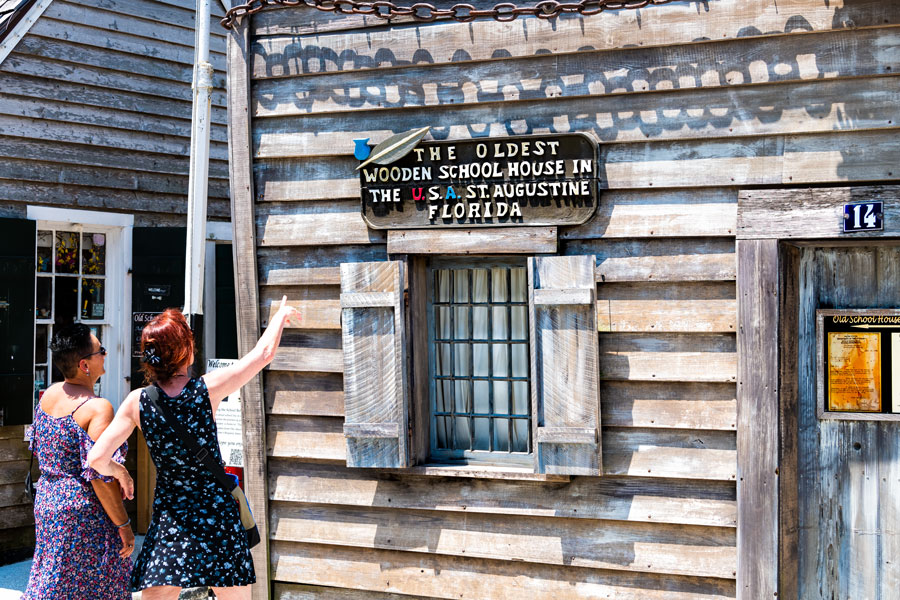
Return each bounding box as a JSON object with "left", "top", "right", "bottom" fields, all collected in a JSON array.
[{"left": 358, "top": 133, "right": 598, "bottom": 229}]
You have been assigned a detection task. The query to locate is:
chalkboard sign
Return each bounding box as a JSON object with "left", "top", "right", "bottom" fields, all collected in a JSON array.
[
  {"left": 817, "top": 309, "right": 900, "bottom": 420},
  {"left": 359, "top": 133, "right": 598, "bottom": 229}
]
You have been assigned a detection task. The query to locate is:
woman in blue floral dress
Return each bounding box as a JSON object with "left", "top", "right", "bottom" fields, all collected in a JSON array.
[
  {"left": 89, "top": 300, "right": 299, "bottom": 600},
  {"left": 24, "top": 324, "right": 133, "bottom": 600}
]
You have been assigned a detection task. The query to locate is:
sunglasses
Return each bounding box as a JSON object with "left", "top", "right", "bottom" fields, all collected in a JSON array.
[{"left": 81, "top": 346, "right": 107, "bottom": 359}]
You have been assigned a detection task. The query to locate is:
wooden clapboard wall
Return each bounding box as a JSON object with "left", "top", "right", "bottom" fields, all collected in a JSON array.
[
  {"left": 0, "top": 0, "right": 229, "bottom": 560},
  {"left": 232, "top": 0, "right": 900, "bottom": 597},
  {"left": 0, "top": 0, "right": 230, "bottom": 226}
]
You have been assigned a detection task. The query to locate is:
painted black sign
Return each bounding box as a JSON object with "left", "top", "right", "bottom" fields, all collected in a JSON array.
[{"left": 359, "top": 134, "right": 598, "bottom": 229}]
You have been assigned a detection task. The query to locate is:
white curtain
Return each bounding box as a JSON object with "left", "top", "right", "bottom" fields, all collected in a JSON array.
[{"left": 434, "top": 266, "right": 529, "bottom": 454}]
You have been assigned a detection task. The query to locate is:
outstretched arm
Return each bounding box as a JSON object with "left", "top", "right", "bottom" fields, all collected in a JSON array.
[
  {"left": 203, "top": 295, "right": 300, "bottom": 413},
  {"left": 87, "top": 390, "right": 139, "bottom": 499}
]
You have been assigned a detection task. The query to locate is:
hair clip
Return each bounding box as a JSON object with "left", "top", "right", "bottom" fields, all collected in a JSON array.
[{"left": 142, "top": 346, "right": 162, "bottom": 366}]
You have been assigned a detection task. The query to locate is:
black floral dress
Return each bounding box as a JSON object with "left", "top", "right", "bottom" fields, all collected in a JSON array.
[{"left": 131, "top": 377, "right": 255, "bottom": 590}]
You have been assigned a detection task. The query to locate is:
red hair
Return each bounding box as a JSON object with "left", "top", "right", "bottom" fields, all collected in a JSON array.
[{"left": 140, "top": 308, "right": 194, "bottom": 384}]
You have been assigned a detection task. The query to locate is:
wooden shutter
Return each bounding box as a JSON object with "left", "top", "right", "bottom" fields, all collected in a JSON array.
[
  {"left": 0, "top": 217, "right": 36, "bottom": 426},
  {"left": 528, "top": 255, "right": 601, "bottom": 475},
  {"left": 340, "top": 261, "right": 409, "bottom": 468}
]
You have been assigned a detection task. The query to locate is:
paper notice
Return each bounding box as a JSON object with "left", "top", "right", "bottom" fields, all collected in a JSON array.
[{"left": 827, "top": 332, "right": 881, "bottom": 412}]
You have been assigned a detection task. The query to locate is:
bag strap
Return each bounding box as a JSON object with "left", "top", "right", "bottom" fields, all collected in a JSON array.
[{"left": 143, "top": 384, "right": 237, "bottom": 493}]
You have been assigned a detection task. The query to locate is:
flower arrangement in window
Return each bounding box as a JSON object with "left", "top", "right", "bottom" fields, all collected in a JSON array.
[
  {"left": 55, "top": 232, "right": 79, "bottom": 273},
  {"left": 82, "top": 233, "right": 105, "bottom": 275}
]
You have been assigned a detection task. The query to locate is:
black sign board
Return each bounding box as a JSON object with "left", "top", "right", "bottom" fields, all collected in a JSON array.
[{"left": 359, "top": 134, "right": 598, "bottom": 229}]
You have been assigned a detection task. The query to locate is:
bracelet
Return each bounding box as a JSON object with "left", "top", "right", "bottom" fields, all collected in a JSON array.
[{"left": 115, "top": 518, "right": 131, "bottom": 529}]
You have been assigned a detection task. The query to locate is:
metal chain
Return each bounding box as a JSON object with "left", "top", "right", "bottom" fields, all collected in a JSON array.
[{"left": 221, "top": 0, "right": 678, "bottom": 29}]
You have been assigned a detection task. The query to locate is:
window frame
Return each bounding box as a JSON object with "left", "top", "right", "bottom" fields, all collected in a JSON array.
[{"left": 423, "top": 256, "right": 534, "bottom": 467}]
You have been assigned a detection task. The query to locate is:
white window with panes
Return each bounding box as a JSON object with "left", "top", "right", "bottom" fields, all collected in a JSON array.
[
  {"left": 339, "top": 254, "right": 601, "bottom": 476},
  {"left": 29, "top": 207, "right": 132, "bottom": 414}
]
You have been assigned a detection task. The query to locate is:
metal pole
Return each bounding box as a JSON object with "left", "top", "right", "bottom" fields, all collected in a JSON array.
[{"left": 185, "top": 0, "right": 213, "bottom": 372}]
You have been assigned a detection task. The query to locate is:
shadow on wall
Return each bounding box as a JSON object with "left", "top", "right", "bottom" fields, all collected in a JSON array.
[{"left": 248, "top": 9, "right": 894, "bottom": 144}]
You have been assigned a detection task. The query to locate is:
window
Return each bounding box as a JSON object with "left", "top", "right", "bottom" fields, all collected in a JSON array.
[
  {"left": 34, "top": 227, "right": 109, "bottom": 400},
  {"left": 339, "top": 254, "right": 601, "bottom": 475},
  {"left": 27, "top": 206, "right": 133, "bottom": 416},
  {"left": 428, "top": 260, "right": 531, "bottom": 464}
]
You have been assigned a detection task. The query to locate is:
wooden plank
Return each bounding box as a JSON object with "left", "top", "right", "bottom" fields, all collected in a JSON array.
[
  {"left": 0, "top": 114, "right": 229, "bottom": 160},
  {"left": 562, "top": 189, "right": 738, "bottom": 240},
  {"left": 256, "top": 202, "right": 385, "bottom": 247},
  {"left": 28, "top": 17, "right": 218, "bottom": 67},
  {"left": 0, "top": 134, "right": 229, "bottom": 179},
  {"left": 0, "top": 426, "right": 26, "bottom": 440},
  {"left": 0, "top": 72, "right": 228, "bottom": 127},
  {"left": 266, "top": 371, "right": 344, "bottom": 417},
  {"left": 260, "top": 286, "right": 341, "bottom": 330},
  {"left": 0, "top": 482, "right": 30, "bottom": 508},
  {"left": 596, "top": 281, "right": 736, "bottom": 333},
  {"left": 4, "top": 41, "right": 227, "bottom": 107},
  {"left": 0, "top": 156, "right": 229, "bottom": 199},
  {"left": 777, "top": 243, "right": 800, "bottom": 600},
  {"left": 270, "top": 541, "right": 737, "bottom": 600},
  {"left": 528, "top": 255, "right": 600, "bottom": 475},
  {"left": 0, "top": 180, "right": 230, "bottom": 219},
  {"left": 268, "top": 460, "right": 737, "bottom": 528},
  {"left": 0, "top": 459, "right": 29, "bottom": 485},
  {"left": 738, "top": 185, "right": 900, "bottom": 239},
  {"left": 268, "top": 346, "right": 344, "bottom": 373},
  {"left": 0, "top": 504, "right": 35, "bottom": 529},
  {"left": 387, "top": 228, "right": 557, "bottom": 255},
  {"left": 47, "top": 0, "right": 227, "bottom": 52},
  {"left": 340, "top": 291, "right": 398, "bottom": 309},
  {"left": 269, "top": 502, "right": 735, "bottom": 578},
  {"left": 250, "top": 0, "right": 900, "bottom": 69},
  {"left": 603, "top": 429, "right": 736, "bottom": 481},
  {"left": 565, "top": 238, "right": 736, "bottom": 283},
  {"left": 267, "top": 415, "right": 346, "bottom": 462},
  {"left": 258, "top": 245, "right": 387, "bottom": 286},
  {"left": 254, "top": 158, "right": 359, "bottom": 202},
  {"left": 0, "top": 93, "right": 228, "bottom": 143},
  {"left": 275, "top": 583, "right": 434, "bottom": 600},
  {"left": 735, "top": 238, "right": 779, "bottom": 600},
  {"left": 532, "top": 288, "right": 593, "bottom": 306},
  {"left": 602, "top": 129, "right": 900, "bottom": 189},
  {"left": 226, "top": 20, "right": 270, "bottom": 600},
  {"left": 599, "top": 333, "right": 737, "bottom": 383},
  {"left": 251, "top": 75, "right": 900, "bottom": 151},
  {"left": 251, "top": 26, "right": 900, "bottom": 112},
  {"left": 0, "top": 439, "right": 30, "bottom": 462},
  {"left": 601, "top": 381, "right": 736, "bottom": 431}
]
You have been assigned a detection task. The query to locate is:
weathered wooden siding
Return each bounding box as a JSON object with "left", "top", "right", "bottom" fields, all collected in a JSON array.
[
  {"left": 0, "top": 0, "right": 230, "bottom": 557},
  {"left": 237, "top": 1, "right": 900, "bottom": 597},
  {"left": 0, "top": 0, "right": 230, "bottom": 225}
]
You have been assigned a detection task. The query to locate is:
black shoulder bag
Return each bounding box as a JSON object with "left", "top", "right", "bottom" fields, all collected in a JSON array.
[{"left": 143, "top": 385, "right": 261, "bottom": 549}]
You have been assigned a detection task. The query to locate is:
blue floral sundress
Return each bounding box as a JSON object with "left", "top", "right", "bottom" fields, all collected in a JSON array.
[
  {"left": 131, "top": 377, "right": 255, "bottom": 590},
  {"left": 24, "top": 400, "right": 130, "bottom": 600}
]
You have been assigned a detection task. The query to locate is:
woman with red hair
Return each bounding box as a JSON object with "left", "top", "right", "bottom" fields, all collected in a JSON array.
[{"left": 88, "top": 298, "right": 298, "bottom": 600}]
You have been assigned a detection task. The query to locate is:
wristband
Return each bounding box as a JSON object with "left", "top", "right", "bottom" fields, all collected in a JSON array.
[{"left": 115, "top": 518, "right": 131, "bottom": 529}]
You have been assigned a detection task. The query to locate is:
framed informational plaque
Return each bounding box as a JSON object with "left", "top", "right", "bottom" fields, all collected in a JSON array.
[{"left": 817, "top": 309, "right": 900, "bottom": 421}]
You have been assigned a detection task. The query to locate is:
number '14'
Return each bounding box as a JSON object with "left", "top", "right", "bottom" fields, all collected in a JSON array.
[{"left": 852, "top": 203, "right": 878, "bottom": 229}]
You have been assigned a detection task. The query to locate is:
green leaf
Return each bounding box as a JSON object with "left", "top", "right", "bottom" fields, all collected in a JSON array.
[{"left": 356, "top": 126, "right": 431, "bottom": 170}]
